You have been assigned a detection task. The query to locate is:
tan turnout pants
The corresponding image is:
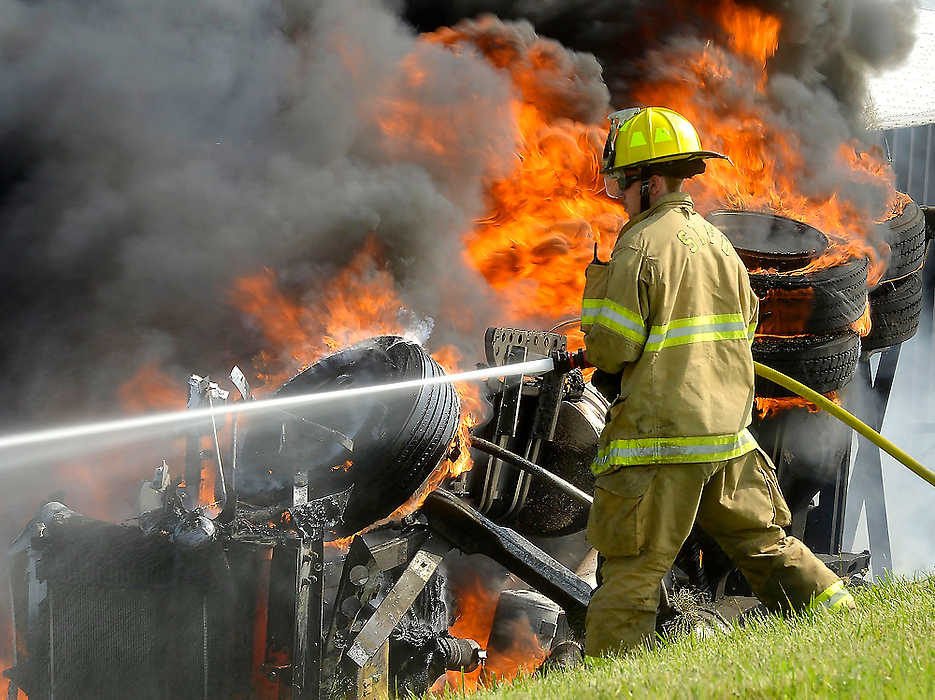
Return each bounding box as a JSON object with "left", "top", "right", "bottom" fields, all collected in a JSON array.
[{"left": 584, "top": 447, "right": 841, "bottom": 657}]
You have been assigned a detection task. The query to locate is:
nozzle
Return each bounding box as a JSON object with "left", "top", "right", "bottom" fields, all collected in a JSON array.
[{"left": 550, "top": 348, "right": 591, "bottom": 374}]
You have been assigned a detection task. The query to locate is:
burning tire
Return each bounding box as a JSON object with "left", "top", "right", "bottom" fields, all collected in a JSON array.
[
  {"left": 749, "top": 258, "right": 869, "bottom": 336},
  {"left": 239, "top": 336, "right": 460, "bottom": 536},
  {"left": 863, "top": 271, "right": 923, "bottom": 352},
  {"left": 707, "top": 210, "right": 828, "bottom": 271},
  {"left": 879, "top": 199, "right": 926, "bottom": 284},
  {"left": 752, "top": 332, "right": 860, "bottom": 398},
  {"left": 707, "top": 210, "right": 868, "bottom": 335}
]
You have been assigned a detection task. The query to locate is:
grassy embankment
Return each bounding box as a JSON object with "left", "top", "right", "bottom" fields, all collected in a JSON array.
[{"left": 452, "top": 576, "right": 935, "bottom": 699}]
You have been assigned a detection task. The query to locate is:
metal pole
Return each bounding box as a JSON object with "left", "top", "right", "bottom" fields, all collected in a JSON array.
[
  {"left": 923, "top": 125, "right": 933, "bottom": 203},
  {"left": 841, "top": 348, "right": 901, "bottom": 577}
]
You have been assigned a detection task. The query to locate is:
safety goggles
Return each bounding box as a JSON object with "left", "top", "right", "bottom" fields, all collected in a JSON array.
[{"left": 603, "top": 172, "right": 642, "bottom": 199}]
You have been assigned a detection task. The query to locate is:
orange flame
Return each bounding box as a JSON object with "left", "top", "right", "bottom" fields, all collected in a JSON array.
[
  {"left": 231, "top": 237, "right": 407, "bottom": 388},
  {"left": 2, "top": 678, "right": 24, "bottom": 700},
  {"left": 886, "top": 192, "right": 913, "bottom": 220},
  {"left": 755, "top": 288, "right": 815, "bottom": 336},
  {"left": 118, "top": 364, "right": 187, "bottom": 414},
  {"left": 331, "top": 460, "right": 353, "bottom": 472},
  {"left": 717, "top": 0, "right": 781, "bottom": 69},
  {"left": 463, "top": 105, "right": 625, "bottom": 321},
  {"left": 851, "top": 301, "right": 872, "bottom": 337},
  {"left": 632, "top": 6, "right": 898, "bottom": 286},
  {"left": 755, "top": 390, "right": 840, "bottom": 420},
  {"left": 425, "top": 19, "right": 627, "bottom": 323},
  {"left": 433, "top": 573, "right": 548, "bottom": 693}
]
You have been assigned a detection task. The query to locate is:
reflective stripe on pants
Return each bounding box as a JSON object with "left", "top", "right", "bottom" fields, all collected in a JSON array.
[{"left": 807, "top": 580, "right": 856, "bottom": 612}]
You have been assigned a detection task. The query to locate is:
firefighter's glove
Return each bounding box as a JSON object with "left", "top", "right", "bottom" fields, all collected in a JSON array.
[
  {"left": 590, "top": 369, "right": 623, "bottom": 403},
  {"left": 550, "top": 348, "right": 590, "bottom": 374}
]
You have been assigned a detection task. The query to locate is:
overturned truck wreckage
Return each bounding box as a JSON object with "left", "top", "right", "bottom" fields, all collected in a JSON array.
[
  {"left": 4, "top": 334, "right": 593, "bottom": 699},
  {"left": 5, "top": 331, "right": 867, "bottom": 699}
]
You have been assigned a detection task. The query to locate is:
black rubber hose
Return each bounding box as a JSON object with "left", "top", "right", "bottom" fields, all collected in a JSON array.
[{"left": 469, "top": 435, "right": 593, "bottom": 506}]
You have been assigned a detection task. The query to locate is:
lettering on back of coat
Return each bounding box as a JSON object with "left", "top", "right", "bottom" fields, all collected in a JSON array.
[{"left": 677, "top": 223, "right": 732, "bottom": 256}]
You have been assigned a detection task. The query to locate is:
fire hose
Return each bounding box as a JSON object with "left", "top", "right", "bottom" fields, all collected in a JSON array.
[
  {"left": 752, "top": 361, "right": 935, "bottom": 489},
  {"left": 546, "top": 349, "right": 935, "bottom": 490}
]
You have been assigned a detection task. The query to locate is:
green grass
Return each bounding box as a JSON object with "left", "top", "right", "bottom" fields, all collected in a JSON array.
[{"left": 452, "top": 576, "right": 935, "bottom": 699}]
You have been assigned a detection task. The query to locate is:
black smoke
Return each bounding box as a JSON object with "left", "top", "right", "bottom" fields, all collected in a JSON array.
[{"left": 402, "top": 0, "right": 918, "bottom": 126}]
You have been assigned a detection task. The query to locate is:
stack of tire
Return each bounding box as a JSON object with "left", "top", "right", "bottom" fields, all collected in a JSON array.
[
  {"left": 706, "top": 202, "right": 927, "bottom": 399},
  {"left": 864, "top": 200, "right": 929, "bottom": 353}
]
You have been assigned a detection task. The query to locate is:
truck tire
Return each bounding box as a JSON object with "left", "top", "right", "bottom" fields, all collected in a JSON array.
[
  {"left": 751, "top": 258, "right": 868, "bottom": 336},
  {"left": 240, "top": 336, "right": 461, "bottom": 536},
  {"left": 863, "top": 271, "right": 923, "bottom": 352},
  {"left": 752, "top": 332, "right": 860, "bottom": 398},
  {"left": 879, "top": 199, "right": 925, "bottom": 284}
]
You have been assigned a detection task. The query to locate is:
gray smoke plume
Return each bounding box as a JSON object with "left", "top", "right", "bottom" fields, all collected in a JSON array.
[{"left": 0, "top": 0, "right": 521, "bottom": 428}]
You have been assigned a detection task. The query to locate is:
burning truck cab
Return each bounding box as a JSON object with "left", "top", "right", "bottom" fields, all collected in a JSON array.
[{"left": 6, "top": 183, "right": 930, "bottom": 699}]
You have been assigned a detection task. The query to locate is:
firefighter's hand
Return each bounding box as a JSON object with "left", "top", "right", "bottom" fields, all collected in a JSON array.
[
  {"left": 590, "top": 369, "right": 623, "bottom": 402},
  {"left": 551, "top": 348, "right": 590, "bottom": 374}
]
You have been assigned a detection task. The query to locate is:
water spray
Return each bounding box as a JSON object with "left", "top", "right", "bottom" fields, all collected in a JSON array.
[{"left": 0, "top": 358, "right": 555, "bottom": 454}]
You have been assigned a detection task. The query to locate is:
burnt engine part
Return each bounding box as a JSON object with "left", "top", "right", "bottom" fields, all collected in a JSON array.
[
  {"left": 879, "top": 199, "right": 926, "bottom": 284},
  {"left": 238, "top": 336, "right": 460, "bottom": 536},
  {"left": 463, "top": 327, "right": 608, "bottom": 535},
  {"left": 7, "top": 498, "right": 467, "bottom": 700},
  {"left": 486, "top": 590, "right": 571, "bottom": 672},
  {"left": 752, "top": 332, "right": 860, "bottom": 398},
  {"left": 511, "top": 384, "right": 606, "bottom": 537},
  {"left": 469, "top": 436, "right": 592, "bottom": 507},
  {"left": 433, "top": 636, "right": 483, "bottom": 673},
  {"left": 6, "top": 504, "right": 238, "bottom": 700},
  {"left": 864, "top": 271, "right": 924, "bottom": 352},
  {"left": 706, "top": 209, "right": 829, "bottom": 271}
]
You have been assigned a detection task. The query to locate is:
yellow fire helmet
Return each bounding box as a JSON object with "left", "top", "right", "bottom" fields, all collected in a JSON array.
[{"left": 601, "top": 106, "right": 729, "bottom": 175}]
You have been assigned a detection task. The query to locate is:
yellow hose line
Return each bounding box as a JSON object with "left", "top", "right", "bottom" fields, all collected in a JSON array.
[{"left": 753, "top": 361, "right": 935, "bottom": 489}]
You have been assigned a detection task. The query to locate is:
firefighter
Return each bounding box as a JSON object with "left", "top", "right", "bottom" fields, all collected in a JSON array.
[{"left": 582, "top": 107, "right": 854, "bottom": 657}]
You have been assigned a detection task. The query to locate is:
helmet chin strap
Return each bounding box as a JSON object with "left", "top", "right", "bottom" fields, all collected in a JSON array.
[{"left": 639, "top": 170, "right": 651, "bottom": 213}]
